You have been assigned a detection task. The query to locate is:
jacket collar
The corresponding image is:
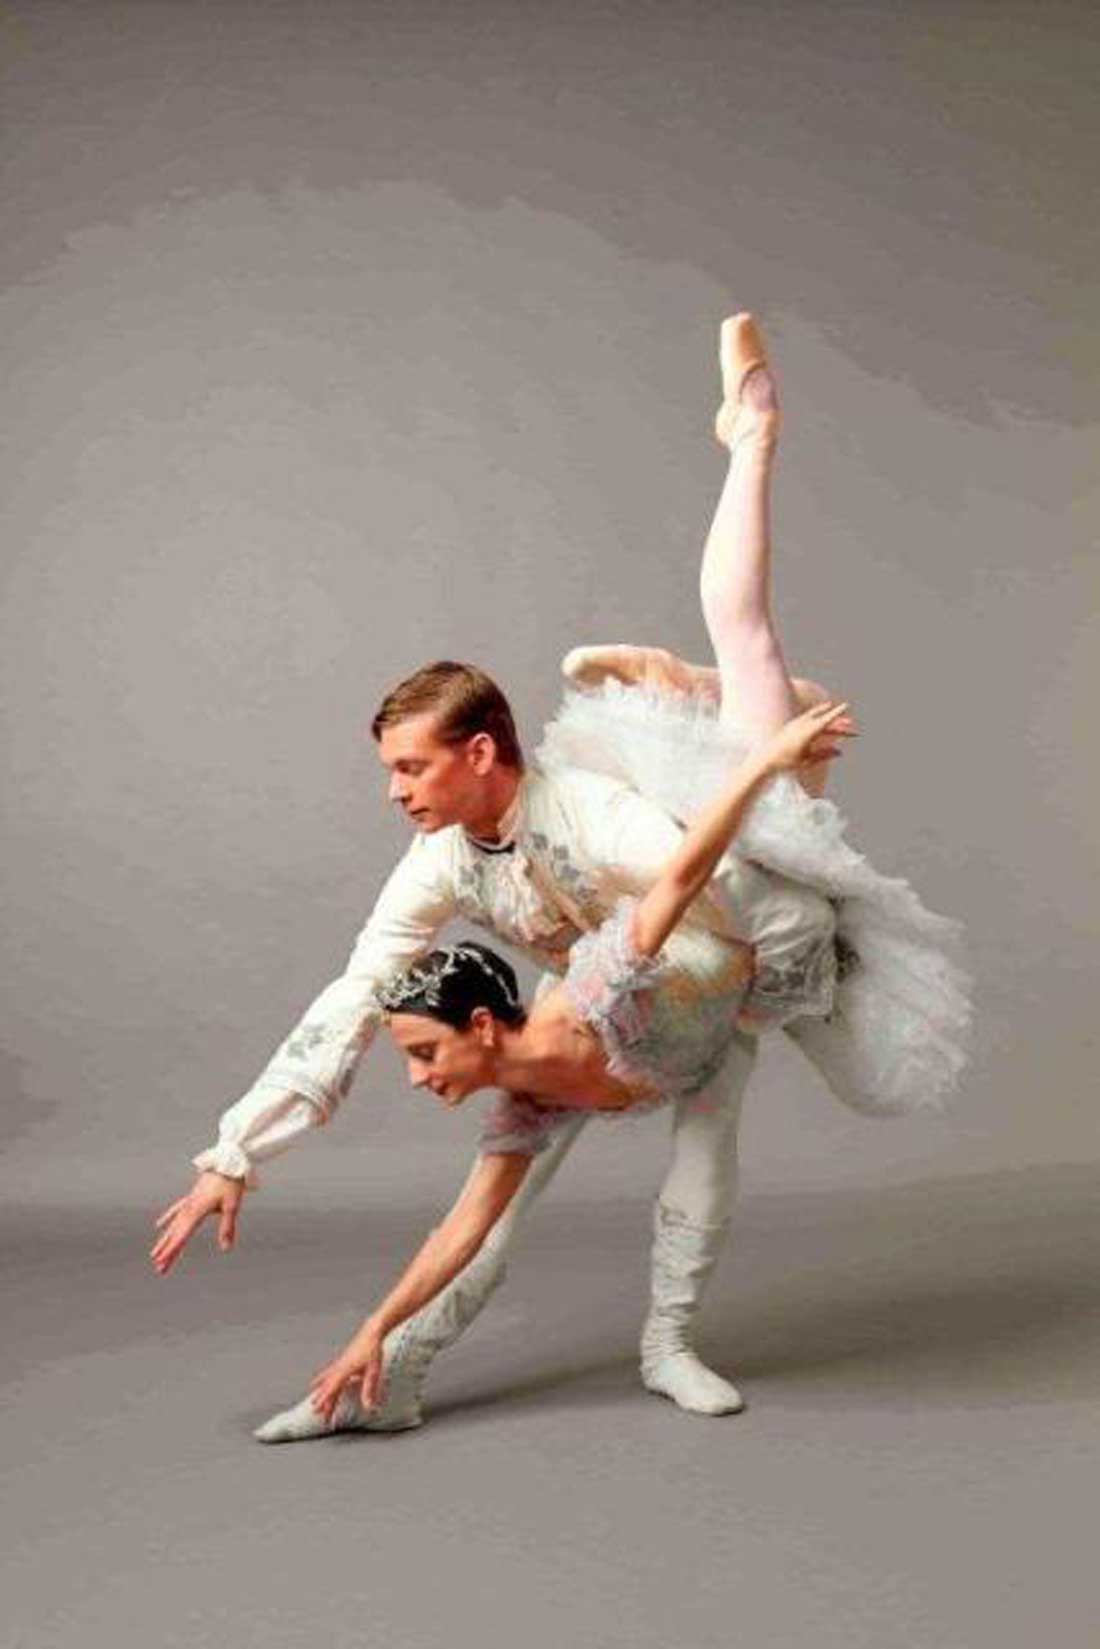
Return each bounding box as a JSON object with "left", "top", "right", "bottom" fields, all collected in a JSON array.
[{"left": 463, "top": 771, "right": 528, "bottom": 856}]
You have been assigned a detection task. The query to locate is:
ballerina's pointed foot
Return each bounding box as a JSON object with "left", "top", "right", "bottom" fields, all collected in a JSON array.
[
  {"left": 563, "top": 644, "right": 653, "bottom": 691},
  {"left": 253, "top": 1384, "right": 423, "bottom": 1444},
  {"left": 642, "top": 1350, "right": 745, "bottom": 1416},
  {"left": 563, "top": 645, "right": 718, "bottom": 700},
  {"left": 714, "top": 311, "right": 780, "bottom": 453}
]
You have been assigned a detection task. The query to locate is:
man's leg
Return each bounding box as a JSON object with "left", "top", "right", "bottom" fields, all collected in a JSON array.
[
  {"left": 255, "top": 1114, "right": 588, "bottom": 1442},
  {"left": 640, "top": 1027, "right": 757, "bottom": 1415}
]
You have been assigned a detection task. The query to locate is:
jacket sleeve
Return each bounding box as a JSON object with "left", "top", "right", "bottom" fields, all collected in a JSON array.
[
  {"left": 556, "top": 766, "right": 745, "bottom": 941},
  {"left": 192, "top": 833, "right": 459, "bottom": 1188},
  {"left": 569, "top": 770, "right": 726, "bottom": 897}
]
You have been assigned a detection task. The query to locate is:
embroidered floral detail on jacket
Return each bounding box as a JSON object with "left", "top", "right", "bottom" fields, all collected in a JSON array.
[
  {"left": 528, "top": 832, "right": 603, "bottom": 923},
  {"left": 280, "top": 1022, "right": 330, "bottom": 1062},
  {"left": 454, "top": 844, "right": 582, "bottom": 956},
  {"left": 746, "top": 937, "right": 837, "bottom": 1023}
]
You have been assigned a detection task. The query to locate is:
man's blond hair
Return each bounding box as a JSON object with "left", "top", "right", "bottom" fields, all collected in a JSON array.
[{"left": 370, "top": 661, "right": 524, "bottom": 770}]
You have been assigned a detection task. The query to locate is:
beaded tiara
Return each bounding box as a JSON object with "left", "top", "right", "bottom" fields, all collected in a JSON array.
[{"left": 377, "top": 941, "right": 525, "bottom": 1026}]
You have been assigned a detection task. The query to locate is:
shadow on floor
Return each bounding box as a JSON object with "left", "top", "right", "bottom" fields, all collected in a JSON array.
[{"left": 6, "top": 1161, "right": 1098, "bottom": 1414}]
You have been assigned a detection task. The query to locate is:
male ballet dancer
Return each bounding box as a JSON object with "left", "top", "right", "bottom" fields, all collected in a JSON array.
[{"left": 152, "top": 316, "right": 838, "bottom": 1438}]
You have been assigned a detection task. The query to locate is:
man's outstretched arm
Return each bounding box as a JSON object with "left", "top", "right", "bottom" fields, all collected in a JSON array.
[{"left": 150, "top": 832, "right": 458, "bottom": 1272}]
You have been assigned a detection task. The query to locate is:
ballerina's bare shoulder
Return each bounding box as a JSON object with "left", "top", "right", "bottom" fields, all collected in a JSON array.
[{"left": 516, "top": 986, "right": 651, "bottom": 1112}]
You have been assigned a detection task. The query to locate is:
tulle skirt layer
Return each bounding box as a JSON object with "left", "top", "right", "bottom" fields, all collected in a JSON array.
[{"left": 535, "top": 681, "right": 973, "bottom": 1117}]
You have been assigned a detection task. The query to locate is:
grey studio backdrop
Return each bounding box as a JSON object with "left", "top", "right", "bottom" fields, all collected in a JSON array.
[{"left": 2, "top": 4, "right": 1097, "bottom": 1648}]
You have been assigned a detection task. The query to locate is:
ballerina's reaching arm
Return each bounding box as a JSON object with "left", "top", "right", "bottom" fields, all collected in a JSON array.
[
  {"left": 307, "top": 1149, "right": 531, "bottom": 1424},
  {"left": 629, "top": 699, "right": 857, "bottom": 961}
]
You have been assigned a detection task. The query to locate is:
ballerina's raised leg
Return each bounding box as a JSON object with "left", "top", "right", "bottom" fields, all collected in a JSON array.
[
  {"left": 562, "top": 315, "right": 811, "bottom": 763},
  {"left": 703, "top": 313, "right": 798, "bottom": 741}
]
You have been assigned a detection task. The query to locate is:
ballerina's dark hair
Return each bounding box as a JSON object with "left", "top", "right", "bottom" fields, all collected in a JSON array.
[{"left": 377, "top": 941, "right": 527, "bottom": 1029}]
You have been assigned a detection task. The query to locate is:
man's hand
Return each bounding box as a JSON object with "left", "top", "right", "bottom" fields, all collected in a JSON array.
[{"left": 150, "top": 1170, "right": 246, "bottom": 1275}]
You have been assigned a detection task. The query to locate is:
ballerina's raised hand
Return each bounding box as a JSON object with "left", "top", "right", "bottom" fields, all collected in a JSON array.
[{"left": 766, "top": 698, "right": 857, "bottom": 772}]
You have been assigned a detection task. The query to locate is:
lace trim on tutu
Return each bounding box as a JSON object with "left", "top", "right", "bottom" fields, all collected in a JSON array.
[
  {"left": 561, "top": 897, "right": 738, "bottom": 1105},
  {"left": 479, "top": 1090, "right": 576, "bottom": 1156},
  {"left": 536, "top": 680, "right": 974, "bottom": 1114}
]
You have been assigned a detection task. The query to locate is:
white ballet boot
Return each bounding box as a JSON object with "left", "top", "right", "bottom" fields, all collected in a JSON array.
[
  {"left": 639, "top": 1199, "right": 745, "bottom": 1416},
  {"left": 254, "top": 1241, "right": 509, "bottom": 1443}
]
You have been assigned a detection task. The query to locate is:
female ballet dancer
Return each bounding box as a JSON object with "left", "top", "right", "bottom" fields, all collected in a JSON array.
[{"left": 304, "top": 312, "right": 971, "bottom": 1427}]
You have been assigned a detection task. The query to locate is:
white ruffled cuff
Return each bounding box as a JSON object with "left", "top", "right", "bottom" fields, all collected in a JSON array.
[
  {"left": 191, "top": 1142, "right": 260, "bottom": 1190},
  {"left": 191, "top": 1086, "right": 331, "bottom": 1193}
]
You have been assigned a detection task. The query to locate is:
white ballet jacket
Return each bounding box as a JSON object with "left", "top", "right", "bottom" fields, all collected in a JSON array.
[{"left": 192, "top": 763, "right": 748, "bottom": 1188}]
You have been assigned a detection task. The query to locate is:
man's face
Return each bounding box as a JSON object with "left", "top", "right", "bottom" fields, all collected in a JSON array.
[
  {"left": 376, "top": 713, "right": 491, "bottom": 832},
  {"left": 386, "top": 1011, "right": 494, "bottom": 1106}
]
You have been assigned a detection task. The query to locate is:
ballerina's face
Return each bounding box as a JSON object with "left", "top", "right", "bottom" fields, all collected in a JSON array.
[{"left": 386, "top": 1010, "right": 497, "bottom": 1107}]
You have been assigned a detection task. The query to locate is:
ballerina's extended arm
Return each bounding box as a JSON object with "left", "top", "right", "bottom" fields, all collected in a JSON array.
[
  {"left": 308, "top": 1149, "right": 530, "bottom": 1422},
  {"left": 629, "top": 699, "right": 856, "bottom": 961}
]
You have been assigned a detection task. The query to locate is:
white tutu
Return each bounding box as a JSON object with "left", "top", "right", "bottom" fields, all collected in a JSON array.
[{"left": 535, "top": 679, "right": 973, "bottom": 1118}]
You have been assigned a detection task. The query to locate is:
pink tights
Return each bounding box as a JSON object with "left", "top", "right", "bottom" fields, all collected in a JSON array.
[{"left": 699, "top": 366, "right": 799, "bottom": 743}]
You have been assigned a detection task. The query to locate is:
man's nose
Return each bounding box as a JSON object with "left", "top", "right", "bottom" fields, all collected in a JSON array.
[
  {"left": 389, "top": 774, "right": 408, "bottom": 803},
  {"left": 408, "top": 1063, "right": 429, "bottom": 1088}
]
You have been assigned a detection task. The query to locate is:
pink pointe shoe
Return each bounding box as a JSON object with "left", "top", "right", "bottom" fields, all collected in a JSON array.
[{"left": 714, "top": 312, "right": 781, "bottom": 454}]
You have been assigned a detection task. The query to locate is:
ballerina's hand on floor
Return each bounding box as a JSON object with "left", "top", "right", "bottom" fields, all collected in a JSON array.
[
  {"left": 762, "top": 700, "right": 858, "bottom": 775},
  {"left": 308, "top": 1320, "right": 386, "bottom": 1426}
]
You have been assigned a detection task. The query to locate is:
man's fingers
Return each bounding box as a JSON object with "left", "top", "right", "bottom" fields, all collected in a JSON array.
[
  {"left": 150, "top": 1224, "right": 180, "bottom": 1262},
  {"left": 151, "top": 1236, "right": 181, "bottom": 1273},
  {"left": 150, "top": 1209, "right": 201, "bottom": 1271},
  {"left": 217, "top": 1207, "right": 237, "bottom": 1250},
  {"left": 154, "top": 1199, "right": 188, "bottom": 1229}
]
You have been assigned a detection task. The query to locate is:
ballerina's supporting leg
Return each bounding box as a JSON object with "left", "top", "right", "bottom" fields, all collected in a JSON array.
[{"left": 702, "top": 315, "right": 800, "bottom": 742}]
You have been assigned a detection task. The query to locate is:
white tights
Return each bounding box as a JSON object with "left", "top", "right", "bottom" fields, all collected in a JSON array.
[{"left": 461, "top": 1023, "right": 756, "bottom": 1266}]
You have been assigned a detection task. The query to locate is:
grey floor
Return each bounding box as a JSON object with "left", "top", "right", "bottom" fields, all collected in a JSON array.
[{"left": 4, "top": 1160, "right": 1098, "bottom": 1648}]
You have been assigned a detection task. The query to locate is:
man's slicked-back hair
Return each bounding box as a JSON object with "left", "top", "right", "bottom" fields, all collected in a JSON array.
[{"left": 370, "top": 661, "right": 525, "bottom": 770}]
